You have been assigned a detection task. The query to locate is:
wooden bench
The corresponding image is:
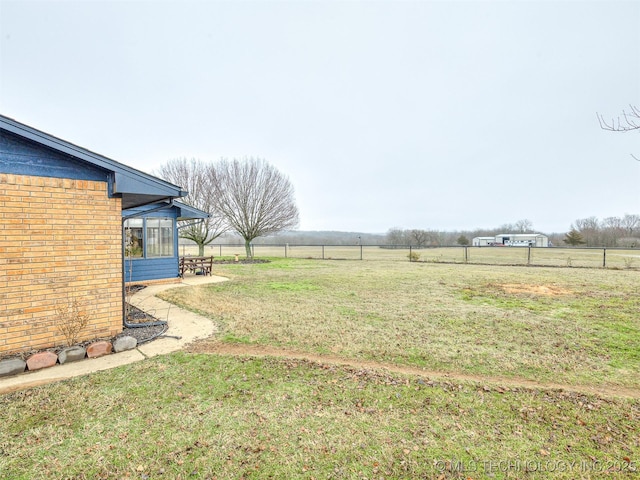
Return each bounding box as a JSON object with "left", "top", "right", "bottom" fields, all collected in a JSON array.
[{"left": 179, "top": 256, "right": 214, "bottom": 277}]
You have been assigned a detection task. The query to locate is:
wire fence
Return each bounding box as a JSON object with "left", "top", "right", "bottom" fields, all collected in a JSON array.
[{"left": 178, "top": 243, "right": 640, "bottom": 270}]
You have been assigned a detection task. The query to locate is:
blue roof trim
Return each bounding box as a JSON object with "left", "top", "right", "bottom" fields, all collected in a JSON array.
[
  {"left": 0, "top": 115, "right": 188, "bottom": 205},
  {"left": 174, "top": 201, "right": 210, "bottom": 220},
  {"left": 122, "top": 201, "right": 209, "bottom": 220}
]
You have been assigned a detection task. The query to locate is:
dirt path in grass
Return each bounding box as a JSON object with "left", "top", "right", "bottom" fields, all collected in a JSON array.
[{"left": 187, "top": 341, "right": 640, "bottom": 400}]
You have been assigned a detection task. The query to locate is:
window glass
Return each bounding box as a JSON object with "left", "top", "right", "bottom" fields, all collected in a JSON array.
[
  {"left": 160, "top": 218, "right": 174, "bottom": 256},
  {"left": 146, "top": 218, "right": 174, "bottom": 257},
  {"left": 124, "top": 219, "right": 144, "bottom": 258}
]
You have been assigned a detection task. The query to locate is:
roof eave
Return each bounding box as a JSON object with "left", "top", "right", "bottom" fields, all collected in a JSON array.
[{"left": 0, "top": 114, "right": 187, "bottom": 201}]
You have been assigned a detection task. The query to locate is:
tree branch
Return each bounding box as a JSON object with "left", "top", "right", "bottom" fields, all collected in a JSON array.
[{"left": 597, "top": 104, "right": 640, "bottom": 132}]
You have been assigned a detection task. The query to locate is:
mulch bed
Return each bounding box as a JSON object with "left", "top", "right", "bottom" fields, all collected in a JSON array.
[
  {"left": 119, "top": 302, "right": 168, "bottom": 345},
  {"left": 117, "top": 322, "right": 168, "bottom": 345}
]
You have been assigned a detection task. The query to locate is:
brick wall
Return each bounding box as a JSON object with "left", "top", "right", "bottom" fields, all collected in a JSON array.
[{"left": 0, "top": 174, "right": 123, "bottom": 355}]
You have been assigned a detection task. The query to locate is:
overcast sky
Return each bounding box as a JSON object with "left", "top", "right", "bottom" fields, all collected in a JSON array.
[{"left": 1, "top": 0, "right": 639, "bottom": 234}]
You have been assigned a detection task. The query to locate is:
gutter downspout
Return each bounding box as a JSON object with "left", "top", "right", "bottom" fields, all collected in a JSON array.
[{"left": 121, "top": 199, "right": 175, "bottom": 329}]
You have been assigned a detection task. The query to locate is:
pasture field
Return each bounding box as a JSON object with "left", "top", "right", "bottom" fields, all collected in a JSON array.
[
  {"left": 1, "top": 259, "right": 638, "bottom": 479},
  {"left": 184, "top": 243, "right": 640, "bottom": 269},
  {"left": 164, "top": 258, "right": 640, "bottom": 390}
]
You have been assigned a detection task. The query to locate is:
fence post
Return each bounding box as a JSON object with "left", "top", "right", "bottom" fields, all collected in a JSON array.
[
  {"left": 360, "top": 244, "right": 363, "bottom": 260},
  {"left": 409, "top": 245, "right": 412, "bottom": 262},
  {"left": 603, "top": 248, "right": 606, "bottom": 268},
  {"left": 285, "top": 244, "right": 288, "bottom": 258},
  {"left": 219, "top": 244, "right": 222, "bottom": 257},
  {"left": 322, "top": 245, "right": 325, "bottom": 260},
  {"left": 527, "top": 246, "right": 531, "bottom": 265},
  {"left": 464, "top": 246, "right": 468, "bottom": 263}
]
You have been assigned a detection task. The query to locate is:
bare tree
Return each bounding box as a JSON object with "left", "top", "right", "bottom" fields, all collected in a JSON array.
[
  {"left": 597, "top": 105, "right": 640, "bottom": 161},
  {"left": 409, "top": 229, "right": 430, "bottom": 248},
  {"left": 156, "top": 158, "right": 228, "bottom": 255},
  {"left": 385, "top": 228, "right": 408, "bottom": 246},
  {"left": 211, "top": 158, "right": 299, "bottom": 258},
  {"left": 602, "top": 216, "right": 625, "bottom": 246},
  {"left": 514, "top": 219, "right": 534, "bottom": 233},
  {"left": 621, "top": 213, "right": 640, "bottom": 236},
  {"left": 498, "top": 222, "right": 515, "bottom": 233},
  {"left": 572, "top": 216, "right": 602, "bottom": 246}
]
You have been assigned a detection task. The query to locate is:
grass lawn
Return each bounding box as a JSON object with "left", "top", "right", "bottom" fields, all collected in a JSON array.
[
  {"left": 1, "top": 354, "right": 638, "bottom": 479},
  {"left": 1, "top": 258, "right": 638, "bottom": 479},
  {"left": 161, "top": 258, "right": 640, "bottom": 390}
]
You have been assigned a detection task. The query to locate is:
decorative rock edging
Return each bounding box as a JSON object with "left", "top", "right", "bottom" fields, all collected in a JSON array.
[
  {"left": 86, "top": 341, "right": 113, "bottom": 358},
  {"left": 0, "top": 336, "right": 139, "bottom": 379},
  {"left": 113, "top": 336, "right": 137, "bottom": 353},
  {"left": 25, "top": 351, "right": 58, "bottom": 371},
  {"left": 58, "top": 346, "right": 87, "bottom": 365},
  {"left": 0, "top": 358, "right": 27, "bottom": 377}
]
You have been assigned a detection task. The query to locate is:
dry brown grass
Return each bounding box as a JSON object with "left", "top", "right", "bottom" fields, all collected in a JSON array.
[{"left": 160, "top": 258, "right": 640, "bottom": 390}]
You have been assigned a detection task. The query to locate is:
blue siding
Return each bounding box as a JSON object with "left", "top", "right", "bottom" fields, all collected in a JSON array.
[
  {"left": 124, "top": 257, "right": 179, "bottom": 282},
  {"left": 0, "top": 130, "right": 110, "bottom": 182}
]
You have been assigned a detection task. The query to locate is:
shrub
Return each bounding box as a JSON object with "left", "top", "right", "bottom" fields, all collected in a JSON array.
[{"left": 55, "top": 297, "right": 90, "bottom": 347}]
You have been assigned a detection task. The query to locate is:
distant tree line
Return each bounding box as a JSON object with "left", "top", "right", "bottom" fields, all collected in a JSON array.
[
  {"left": 178, "top": 213, "right": 640, "bottom": 250},
  {"left": 385, "top": 216, "right": 640, "bottom": 248},
  {"left": 384, "top": 219, "right": 536, "bottom": 247},
  {"left": 251, "top": 230, "right": 386, "bottom": 246},
  {"left": 564, "top": 214, "right": 640, "bottom": 247}
]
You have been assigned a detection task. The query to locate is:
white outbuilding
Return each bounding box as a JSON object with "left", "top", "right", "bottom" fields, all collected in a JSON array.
[
  {"left": 472, "top": 234, "right": 549, "bottom": 247},
  {"left": 494, "top": 233, "right": 549, "bottom": 247},
  {"left": 472, "top": 236, "right": 496, "bottom": 246}
]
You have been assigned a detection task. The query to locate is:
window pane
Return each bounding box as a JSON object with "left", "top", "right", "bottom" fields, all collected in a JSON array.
[
  {"left": 124, "top": 219, "right": 143, "bottom": 258},
  {"left": 146, "top": 219, "right": 160, "bottom": 257},
  {"left": 146, "top": 218, "right": 174, "bottom": 257},
  {"left": 160, "top": 218, "right": 174, "bottom": 256}
]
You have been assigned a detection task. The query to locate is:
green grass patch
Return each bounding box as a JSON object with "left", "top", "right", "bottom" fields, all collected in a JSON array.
[
  {"left": 1, "top": 354, "right": 638, "bottom": 479},
  {"left": 266, "top": 281, "right": 320, "bottom": 292},
  {"left": 220, "top": 333, "right": 255, "bottom": 344}
]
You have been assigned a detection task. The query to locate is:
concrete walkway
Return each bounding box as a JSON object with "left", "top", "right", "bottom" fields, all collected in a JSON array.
[{"left": 0, "top": 274, "right": 227, "bottom": 395}]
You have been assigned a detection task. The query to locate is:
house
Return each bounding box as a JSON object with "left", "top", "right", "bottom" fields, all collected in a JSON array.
[{"left": 0, "top": 115, "right": 205, "bottom": 356}]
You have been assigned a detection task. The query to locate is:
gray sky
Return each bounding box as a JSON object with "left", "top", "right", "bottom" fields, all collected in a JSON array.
[{"left": 1, "top": 0, "right": 639, "bottom": 234}]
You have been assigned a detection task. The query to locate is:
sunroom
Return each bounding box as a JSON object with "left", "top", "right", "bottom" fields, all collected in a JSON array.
[{"left": 123, "top": 201, "right": 209, "bottom": 284}]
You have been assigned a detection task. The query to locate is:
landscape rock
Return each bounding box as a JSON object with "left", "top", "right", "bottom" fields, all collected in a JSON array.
[
  {"left": 86, "top": 341, "right": 113, "bottom": 358},
  {"left": 26, "top": 351, "right": 58, "bottom": 371},
  {"left": 58, "top": 346, "right": 87, "bottom": 364},
  {"left": 113, "top": 336, "right": 137, "bottom": 352},
  {"left": 0, "top": 358, "right": 27, "bottom": 377}
]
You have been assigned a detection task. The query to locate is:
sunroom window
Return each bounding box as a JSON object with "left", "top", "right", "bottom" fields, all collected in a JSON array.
[
  {"left": 146, "top": 218, "right": 174, "bottom": 257},
  {"left": 124, "top": 219, "right": 144, "bottom": 258},
  {"left": 124, "top": 217, "right": 174, "bottom": 258}
]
